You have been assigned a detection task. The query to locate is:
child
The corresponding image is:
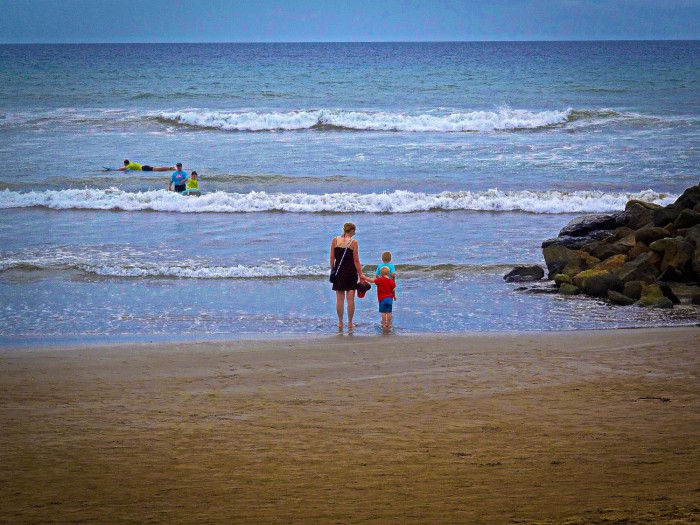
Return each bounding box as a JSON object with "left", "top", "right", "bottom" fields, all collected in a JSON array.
[
  {"left": 366, "top": 266, "right": 397, "bottom": 331},
  {"left": 182, "top": 171, "right": 201, "bottom": 196},
  {"left": 375, "top": 251, "right": 396, "bottom": 280}
]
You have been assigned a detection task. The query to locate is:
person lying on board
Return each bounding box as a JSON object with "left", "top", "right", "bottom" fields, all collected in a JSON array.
[{"left": 117, "top": 160, "right": 174, "bottom": 172}]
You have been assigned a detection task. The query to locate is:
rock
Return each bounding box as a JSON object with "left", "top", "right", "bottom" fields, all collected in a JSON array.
[
  {"left": 608, "top": 290, "right": 636, "bottom": 306},
  {"left": 622, "top": 281, "right": 644, "bottom": 300},
  {"left": 624, "top": 201, "right": 656, "bottom": 229},
  {"left": 558, "top": 283, "right": 579, "bottom": 295},
  {"left": 559, "top": 213, "right": 622, "bottom": 237},
  {"left": 539, "top": 184, "right": 700, "bottom": 310},
  {"left": 586, "top": 237, "right": 631, "bottom": 261},
  {"left": 561, "top": 251, "right": 601, "bottom": 278},
  {"left": 554, "top": 274, "right": 573, "bottom": 286},
  {"left": 667, "top": 283, "right": 700, "bottom": 304},
  {"left": 573, "top": 269, "right": 608, "bottom": 289},
  {"left": 541, "top": 230, "right": 613, "bottom": 250},
  {"left": 613, "top": 226, "right": 635, "bottom": 239},
  {"left": 503, "top": 265, "right": 545, "bottom": 282},
  {"left": 649, "top": 237, "right": 694, "bottom": 279},
  {"left": 675, "top": 209, "right": 700, "bottom": 229},
  {"left": 616, "top": 253, "right": 660, "bottom": 283},
  {"left": 653, "top": 205, "right": 682, "bottom": 227},
  {"left": 636, "top": 284, "right": 674, "bottom": 309},
  {"left": 581, "top": 271, "right": 624, "bottom": 298},
  {"left": 672, "top": 184, "right": 700, "bottom": 210},
  {"left": 634, "top": 226, "right": 670, "bottom": 245},
  {"left": 682, "top": 225, "right": 700, "bottom": 246},
  {"left": 658, "top": 282, "right": 681, "bottom": 304},
  {"left": 594, "top": 254, "right": 627, "bottom": 273},
  {"left": 628, "top": 241, "right": 649, "bottom": 259}
]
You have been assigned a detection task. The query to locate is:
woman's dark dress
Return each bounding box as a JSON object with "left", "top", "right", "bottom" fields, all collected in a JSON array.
[{"left": 332, "top": 245, "right": 358, "bottom": 291}]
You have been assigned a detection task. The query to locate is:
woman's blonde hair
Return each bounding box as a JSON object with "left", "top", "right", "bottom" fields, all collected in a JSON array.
[{"left": 343, "top": 222, "right": 356, "bottom": 233}]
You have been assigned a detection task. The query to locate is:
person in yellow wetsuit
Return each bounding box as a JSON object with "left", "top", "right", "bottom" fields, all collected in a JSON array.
[
  {"left": 181, "top": 171, "right": 201, "bottom": 196},
  {"left": 117, "top": 159, "right": 174, "bottom": 172}
]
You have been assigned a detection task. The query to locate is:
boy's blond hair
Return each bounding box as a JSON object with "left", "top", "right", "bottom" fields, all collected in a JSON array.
[
  {"left": 381, "top": 251, "right": 392, "bottom": 263},
  {"left": 380, "top": 266, "right": 391, "bottom": 276}
]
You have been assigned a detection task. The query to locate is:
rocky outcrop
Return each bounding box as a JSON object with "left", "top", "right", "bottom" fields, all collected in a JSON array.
[{"left": 536, "top": 184, "right": 700, "bottom": 309}]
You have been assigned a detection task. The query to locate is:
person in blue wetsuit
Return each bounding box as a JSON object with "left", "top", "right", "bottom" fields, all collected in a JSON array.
[{"left": 168, "top": 163, "right": 188, "bottom": 192}]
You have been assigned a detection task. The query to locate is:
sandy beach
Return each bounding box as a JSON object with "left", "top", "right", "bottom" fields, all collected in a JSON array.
[{"left": 1, "top": 328, "right": 699, "bottom": 524}]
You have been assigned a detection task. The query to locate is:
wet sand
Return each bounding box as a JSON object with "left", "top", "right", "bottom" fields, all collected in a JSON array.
[{"left": 1, "top": 328, "right": 699, "bottom": 524}]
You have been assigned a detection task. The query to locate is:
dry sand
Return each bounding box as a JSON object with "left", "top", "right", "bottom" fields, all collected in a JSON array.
[{"left": 1, "top": 328, "right": 699, "bottom": 524}]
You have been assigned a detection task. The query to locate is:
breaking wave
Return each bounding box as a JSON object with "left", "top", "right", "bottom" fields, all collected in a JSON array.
[
  {"left": 0, "top": 188, "right": 676, "bottom": 214},
  {"left": 0, "top": 256, "right": 510, "bottom": 279},
  {"left": 154, "top": 107, "right": 572, "bottom": 132}
]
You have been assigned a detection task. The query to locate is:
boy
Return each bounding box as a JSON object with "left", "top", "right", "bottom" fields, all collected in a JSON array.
[
  {"left": 366, "top": 266, "right": 397, "bottom": 331},
  {"left": 375, "top": 251, "right": 396, "bottom": 280},
  {"left": 182, "top": 171, "right": 201, "bottom": 196}
]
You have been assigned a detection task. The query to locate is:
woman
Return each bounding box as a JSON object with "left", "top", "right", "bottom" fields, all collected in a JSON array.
[{"left": 330, "top": 222, "right": 368, "bottom": 329}]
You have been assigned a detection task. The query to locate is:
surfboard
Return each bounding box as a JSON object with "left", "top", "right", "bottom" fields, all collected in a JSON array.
[{"left": 101, "top": 166, "right": 117, "bottom": 171}]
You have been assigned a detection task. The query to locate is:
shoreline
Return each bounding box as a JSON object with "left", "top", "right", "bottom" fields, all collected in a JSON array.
[
  {"left": 2, "top": 327, "right": 699, "bottom": 524},
  {"left": 2, "top": 322, "right": 699, "bottom": 351}
]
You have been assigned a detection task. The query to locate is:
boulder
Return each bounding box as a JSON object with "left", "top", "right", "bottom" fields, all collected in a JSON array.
[
  {"left": 503, "top": 265, "right": 545, "bottom": 282},
  {"left": 561, "top": 251, "right": 601, "bottom": 278},
  {"left": 614, "top": 226, "right": 635, "bottom": 239},
  {"left": 542, "top": 245, "right": 576, "bottom": 278},
  {"left": 586, "top": 236, "right": 632, "bottom": 261},
  {"left": 653, "top": 205, "right": 682, "bottom": 227},
  {"left": 667, "top": 283, "right": 700, "bottom": 304},
  {"left": 616, "top": 253, "right": 660, "bottom": 283},
  {"left": 554, "top": 274, "right": 573, "bottom": 286},
  {"left": 672, "top": 184, "right": 700, "bottom": 210},
  {"left": 636, "top": 284, "right": 674, "bottom": 309},
  {"left": 682, "top": 225, "right": 700, "bottom": 246},
  {"left": 541, "top": 230, "right": 614, "bottom": 250},
  {"left": 608, "top": 290, "right": 636, "bottom": 306},
  {"left": 573, "top": 269, "right": 607, "bottom": 289},
  {"left": 622, "top": 280, "right": 644, "bottom": 300},
  {"left": 582, "top": 272, "right": 624, "bottom": 299},
  {"left": 675, "top": 209, "right": 700, "bottom": 229},
  {"left": 658, "top": 282, "right": 681, "bottom": 305},
  {"left": 558, "top": 283, "right": 579, "bottom": 295},
  {"left": 628, "top": 241, "right": 649, "bottom": 259},
  {"left": 624, "top": 201, "right": 657, "bottom": 229},
  {"left": 694, "top": 246, "right": 700, "bottom": 275},
  {"left": 558, "top": 213, "right": 622, "bottom": 237},
  {"left": 649, "top": 237, "right": 694, "bottom": 278},
  {"left": 634, "top": 226, "right": 670, "bottom": 245},
  {"left": 594, "top": 254, "right": 627, "bottom": 273}
]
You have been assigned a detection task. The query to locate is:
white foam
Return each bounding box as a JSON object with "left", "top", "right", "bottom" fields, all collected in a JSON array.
[
  {"left": 0, "top": 188, "right": 677, "bottom": 214},
  {"left": 0, "top": 254, "right": 326, "bottom": 279},
  {"left": 156, "top": 107, "right": 571, "bottom": 132}
]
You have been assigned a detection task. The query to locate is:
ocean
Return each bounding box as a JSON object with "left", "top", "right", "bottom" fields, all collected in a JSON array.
[{"left": 1, "top": 41, "right": 698, "bottom": 345}]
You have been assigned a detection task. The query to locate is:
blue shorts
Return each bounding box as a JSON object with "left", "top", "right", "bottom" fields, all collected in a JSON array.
[{"left": 379, "top": 298, "right": 393, "bottom": 313}]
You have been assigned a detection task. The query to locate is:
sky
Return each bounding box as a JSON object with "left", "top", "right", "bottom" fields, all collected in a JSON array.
[{"left": 0, "top": 0, "right": 698, "bottom": 43}]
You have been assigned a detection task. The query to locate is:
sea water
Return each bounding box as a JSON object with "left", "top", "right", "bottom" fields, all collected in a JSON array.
[{"left": 1, "top": 41, "right": 698, "bottom": 345}]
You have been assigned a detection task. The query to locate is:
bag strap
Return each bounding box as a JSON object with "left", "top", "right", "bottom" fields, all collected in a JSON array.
[{"left": 332, "top": 236, "right": 354, "bottom": 276}]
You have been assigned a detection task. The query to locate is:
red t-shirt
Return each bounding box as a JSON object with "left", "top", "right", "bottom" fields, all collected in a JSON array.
[{"left": 374, "top": 276, "right": 396, "bottom": 302}]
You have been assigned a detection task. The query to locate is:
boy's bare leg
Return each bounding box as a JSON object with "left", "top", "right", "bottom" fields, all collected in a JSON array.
[
  {"left": 387, "top": 313, "right": 393, "bottom": 330},
  {"left": 153, "top": 166, "right": 176, "bottom": 172}
]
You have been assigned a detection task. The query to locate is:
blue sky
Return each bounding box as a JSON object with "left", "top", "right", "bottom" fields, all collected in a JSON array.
[{"left": 0, "top": 0, "right": 698, "bottom": 43}]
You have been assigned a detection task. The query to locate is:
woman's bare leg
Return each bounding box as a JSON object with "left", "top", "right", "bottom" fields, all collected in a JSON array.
[
  {"left": 346, "top": 290, "right": 357, "bottom": 327},
  {"left": 335, "top": 291, "right": 345, "bottom": 328}
]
